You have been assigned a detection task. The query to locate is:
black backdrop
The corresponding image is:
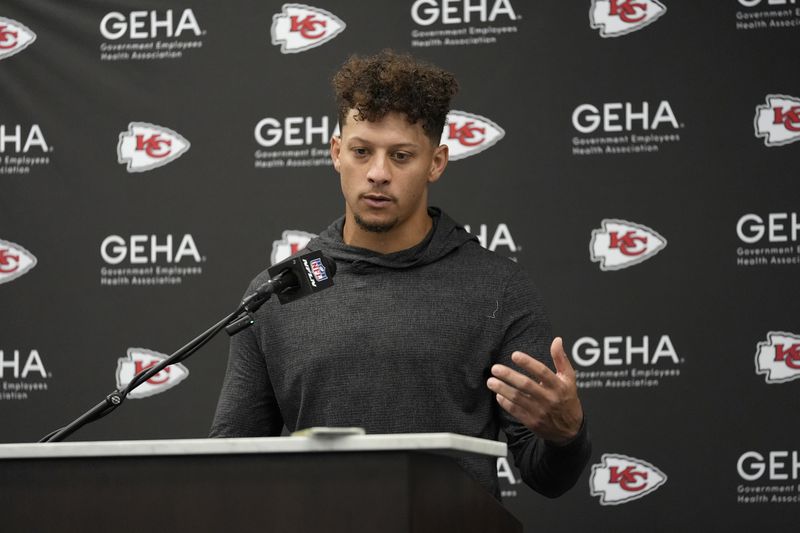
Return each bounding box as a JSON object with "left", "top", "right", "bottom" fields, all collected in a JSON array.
[{"left": 2, "top": 1, "right": 800, "bottom": 530}]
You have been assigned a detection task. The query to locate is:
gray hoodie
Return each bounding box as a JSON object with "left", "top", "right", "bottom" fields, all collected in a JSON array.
[{"left": 211, "top": 207, "right": 590, "bottom": 498}]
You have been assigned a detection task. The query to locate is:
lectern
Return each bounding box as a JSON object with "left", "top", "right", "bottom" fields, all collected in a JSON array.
[{"left": 0, "top": 433, "right": 522, "bottom": 533}]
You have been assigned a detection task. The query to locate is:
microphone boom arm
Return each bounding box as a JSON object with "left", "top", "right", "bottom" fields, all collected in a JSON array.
[{"left": 38, "top": 250, "right": 334, "bottom": 443}]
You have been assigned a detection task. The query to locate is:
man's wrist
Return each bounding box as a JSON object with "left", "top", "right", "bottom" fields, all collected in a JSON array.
[{"left": 546, "top": 415, "right": 587, "bottom": 448}]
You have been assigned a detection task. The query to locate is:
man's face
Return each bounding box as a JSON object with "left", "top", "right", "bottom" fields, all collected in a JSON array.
[{"left": 331, "top": 109, "right": 448, "bottom": 238}]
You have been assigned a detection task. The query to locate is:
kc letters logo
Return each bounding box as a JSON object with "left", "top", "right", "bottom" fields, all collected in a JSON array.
[
  {"left": 0, "top": 239, "right": 37, "bottom": 284},
  {"left": 116, "top": 348, "right": 189, "bottom": 399},
  {"left": 755, "top": 95, "right": 800, "bottom": 147},
  {"left": 271, "top": 230, "right": 316, "bottom": 265},
  {"left": 442, "top": 111, "right": 505, "bottom": 160},
  {"left": 590, "top": 454, "right": 667, "bottom": 505},
  {"left": 117, "top": 122, "right": 190, "bottom": 172},
  {"left": 590, "top": 219, "right": 667, "bottom": 270},
  {"left": 755, "top": 331, "right": 800, "bottom": 384},
  {"left": 271, "top": 4, "right": 345, "bottom": 54},
  {"left": 590, "top": 0, "right": 667, "bottom": 38},
  {"left": 0, "top": 17, "right": 36, "bottom": 60}
]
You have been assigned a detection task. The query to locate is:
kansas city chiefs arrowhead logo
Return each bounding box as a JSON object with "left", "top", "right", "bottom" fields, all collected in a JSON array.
[
  {"left": 116, "top": 348, "right": 189, "bottom": 399},
  {"left": 0, "top": 238, "right": 37, "bottom": 284},
  {"left": 590, "top": 219, "right": 667, "bottom": 271},
  {"left": 117, "top": 122, "right": 190, "bottom": 173},
  {"left": 271, "top": 230, "right": 317, "bottom": 265},
  {"left": 442, "top": 111, "right": 505, "bottom": 161},
  {"left": 0, "top": 17, "right": 36, "bottom": 60},
  {"left": 755, "top": 331, "right": 800, "bottom": 384},
  {"left": 590, "top": 0, "right": 667, "bottom": 38},
  {"left": 590, "top": 454, "right": 667, "bottom": 505},
  {"left": 754, "top": 94, "right": 800, "bottom": 147},
  {"left": 271, "top": 3, "right": 346, "bottom": 54}
]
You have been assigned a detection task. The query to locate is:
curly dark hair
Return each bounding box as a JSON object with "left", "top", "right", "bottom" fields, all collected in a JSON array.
[{"left": 332, "top": 50, "right": 459, "bottom": 144}]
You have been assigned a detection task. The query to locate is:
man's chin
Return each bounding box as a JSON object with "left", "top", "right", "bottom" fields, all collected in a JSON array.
[{"left": 354, "top": 213, "right": 398, "bottom": 233}]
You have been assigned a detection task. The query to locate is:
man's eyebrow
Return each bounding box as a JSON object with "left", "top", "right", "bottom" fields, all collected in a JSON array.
[{"left": 346, "top": 136, "right": 421, "bottom": 149}]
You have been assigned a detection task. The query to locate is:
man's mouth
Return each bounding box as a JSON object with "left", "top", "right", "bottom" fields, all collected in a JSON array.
[{"left": 361, "top": 193, "right": 394, "bottom": 207}]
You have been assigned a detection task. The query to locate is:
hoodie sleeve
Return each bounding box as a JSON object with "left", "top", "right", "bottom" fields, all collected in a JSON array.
[
  {"left": 209, "top": 284, "right": 284, "bottom": 438},
  {"left": 496, "top": 267, "right": 591, "bottom": 498}
]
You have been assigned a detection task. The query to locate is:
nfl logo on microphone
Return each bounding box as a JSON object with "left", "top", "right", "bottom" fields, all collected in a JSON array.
[{"left": 310, "top": 257, "right": 328, "bottom": 282}]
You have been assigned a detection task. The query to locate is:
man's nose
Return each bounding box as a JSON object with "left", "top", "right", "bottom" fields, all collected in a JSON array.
[{"left": 366, "top": 154, "right": 390, "bottom": 185}]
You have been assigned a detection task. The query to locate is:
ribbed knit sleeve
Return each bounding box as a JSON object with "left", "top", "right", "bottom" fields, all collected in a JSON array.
[
  {"left": 496, "top": 268, "right": 592, "bottom": 497},
  {"left": 209, "top": 282, "right": 284, "bottom": 438}
]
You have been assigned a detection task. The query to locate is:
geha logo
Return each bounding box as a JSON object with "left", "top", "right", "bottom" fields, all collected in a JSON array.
[
  {"left": 496, "top": 455, "right": 523, "bottom": 499},
  {"left": 497, "top": 456, "right": 522, "bottom": 485},
  {"left": 590, "top": 0, "right": 667, "bottom": 38},
  {"left": 271, "top": 230, "right": 316, "bottom": 265},
  {"left": 590, "top": 454, "right": 667, "bottom": 505},
  {"left": 0, "top": 124, "right": 50, "bottom": 153},
  {"left": 271, "top": 4, "right": 345, "bottom": 54},
  {"left": 463, "top": 224, "right": 518, "bottom": 253},
  {"left": 411, "top": 0, "right": 518, "bottom": 25},
  {"left": 99, "top": 9, "right": 202, "bottom": 40},
  {"left": 255, "top": 116, "right": 334, "bottom": 147},
  {"left": 571, "top": 335, "right": 679, "bottom": 367},
  {"left": 590, "top": 219, "right": 667, "bottom": 271},
  {"left": 738, "top": 450, "right": 800, "bottom": 482},
  {"left": 739, "top": 0, "right": 800, "bottom": 7},
  {"left": 0, "top": 238, "right": 37, "bottom": 285},
  {"left": 0, "top": 349, "right": 48, "bottom": 379},
  {"left": 572, "top": 101, "right": 679, "bottom": 134},
  {"left": 117, "top": 122, "right": 190, "bottom": 173},
  {"left": 755, "top": 331, "right": 800, "bottom": 384},
  {"left": 101, "top": 234, "right": 202, "bottom": 265},
  {"left": 116, "top": 348, "right": 189, "bottom": 399},
  {"left": 755, "top": 94, "right": 800, "bottom": 147},
  {"left": 737, "top": 212, "right": 800, "bottom": 244},
  {"left": 0, "top": 17, "right": 36, "bottom": 60},
  {"left": 442, "top": 111, "right": 505, "bottom": 160}
]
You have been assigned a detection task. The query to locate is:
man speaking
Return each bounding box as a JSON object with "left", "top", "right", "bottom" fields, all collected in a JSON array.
[{"left": 211, "top": 50, "right": 590, "bottom": 499}]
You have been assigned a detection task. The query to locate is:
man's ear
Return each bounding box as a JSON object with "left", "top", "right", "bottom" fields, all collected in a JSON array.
[
  {"left": 330, "top": 135, "right": 342, "bottom": 172},
  {"left": 428, "top": 143, "right": 449, "bottom": 184}
]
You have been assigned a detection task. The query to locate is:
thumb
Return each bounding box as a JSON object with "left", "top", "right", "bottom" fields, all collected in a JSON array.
[{"left": 551, "top": 337, "right": 575, "bottom": 379}]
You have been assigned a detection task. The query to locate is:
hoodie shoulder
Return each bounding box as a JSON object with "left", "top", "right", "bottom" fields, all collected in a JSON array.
[{"left": 455, "top": 237, "right": 528, "bottom": 276}]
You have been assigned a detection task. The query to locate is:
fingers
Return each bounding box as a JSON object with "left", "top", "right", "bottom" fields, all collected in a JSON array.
[
  {"left": 488, "top": 361, "right": 553, "bottom": 407},
  {"left": 493, "top": 392, "right": 539, "bottom": 426},
  {"left": 508, "top": 350, "right": 559, "bottom": 388},
  {"left": 488, "top": 337, "right": 575, "bottom": 405},
  {"left": 486, "top": 375, "right": 532, "bottom": 408},
  {"left": 488, "top": 338, "right": 584, "bottom": 442},
  {"left": 488, "top": 367, "right": 556, "bottom": 438},
  {"left": 550, "top": 337, "right": 576, "bottom": 379},
  {"left": 490, "top": 362, "right": 540, "bottom": 394}
]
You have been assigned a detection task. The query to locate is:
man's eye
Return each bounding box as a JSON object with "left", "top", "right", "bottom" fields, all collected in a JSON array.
[
  {"left": 353, "top": 148, "right": 368, "bottom": 156},
  {"left": 392, "top": 152, "right": 411, "bottom": 162}
]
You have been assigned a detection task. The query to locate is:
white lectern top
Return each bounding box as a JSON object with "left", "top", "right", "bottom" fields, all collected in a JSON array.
[{"left": 0, "top": 433, "right": 506, "bottom": 460}]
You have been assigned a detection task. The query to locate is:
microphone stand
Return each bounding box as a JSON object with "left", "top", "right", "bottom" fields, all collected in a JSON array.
[{"left": 39, "top": 273, "right": 288, "bottom": 443}]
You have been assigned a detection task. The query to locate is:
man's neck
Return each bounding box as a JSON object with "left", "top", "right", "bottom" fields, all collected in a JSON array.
[{"left": 342, "top": 212, "right": 433, "bottom": 254}]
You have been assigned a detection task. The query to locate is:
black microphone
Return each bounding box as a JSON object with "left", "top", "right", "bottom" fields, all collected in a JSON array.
[
  {"left": 243, "top": 249, "right": 336, "bottom": 306},
  {"left": 226, "top": 250, "right": 336, "bottom": 336},
  {"left": 264, "top": 249, "right": 336, "bottom": 304}
]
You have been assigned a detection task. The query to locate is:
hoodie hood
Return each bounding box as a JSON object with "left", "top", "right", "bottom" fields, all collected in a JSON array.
[{"left": 307, "top": 207, "right": 477, "bottom": 271}]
